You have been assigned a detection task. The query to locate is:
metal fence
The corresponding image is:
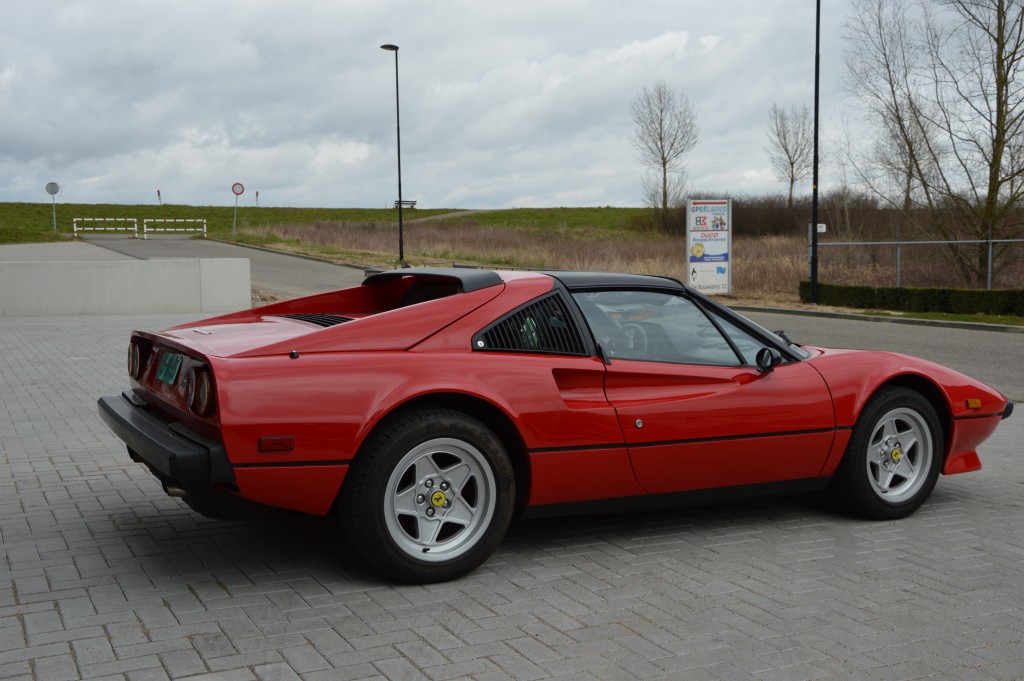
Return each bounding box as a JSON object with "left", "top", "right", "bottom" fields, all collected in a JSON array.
[
  {"left": 815, "top": 238, "right": 1024, "bottom": 289},
  {"left": 73, "top": 217, "right": 138, "bottom": 238}
]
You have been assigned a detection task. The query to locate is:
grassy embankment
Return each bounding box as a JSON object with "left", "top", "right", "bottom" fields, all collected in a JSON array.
[{"left": 2, "top": 201, "right": 1021, "bottom": 325}]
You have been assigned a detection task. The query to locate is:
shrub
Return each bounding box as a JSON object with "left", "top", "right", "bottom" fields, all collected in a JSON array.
[{"left": 801, "top": 281, "right": 1023, "bottom": 315}]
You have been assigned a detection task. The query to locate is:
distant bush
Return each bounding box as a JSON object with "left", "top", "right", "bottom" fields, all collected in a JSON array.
[{"left": 800, "top": 281, "right": 1024, "bottom": 315}]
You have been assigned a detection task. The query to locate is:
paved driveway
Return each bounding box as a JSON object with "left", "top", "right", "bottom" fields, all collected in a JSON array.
[
  {"left": 0, "top": 309, "right": 1021, "bottom": 681},
  {"left": 1, "top": 242, "right": 1022, "bottom": 679},
  {"left": 82, "top": 236, "right": 367, "bottom": 300}
]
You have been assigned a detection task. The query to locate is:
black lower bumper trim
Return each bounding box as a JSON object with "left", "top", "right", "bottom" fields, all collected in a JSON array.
[
  {"left": 1003, "top": 402, "right": 1014, "bottom": 420},
  {"left": 522, "top": 477, "right": 831, "bottom": 520},
  {"left": 98, "top": 391, "right": 233, "bottom": 485}
]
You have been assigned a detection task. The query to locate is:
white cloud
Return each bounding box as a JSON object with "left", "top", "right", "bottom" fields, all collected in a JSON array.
[{"left": 0, "top": 0, "right": 851, "bottom": 208}]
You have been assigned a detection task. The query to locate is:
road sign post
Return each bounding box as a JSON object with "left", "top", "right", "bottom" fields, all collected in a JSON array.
[
  {"left": 45, "top": 182, "right": 60, "bottom": 232},
  {"left": 231, "top": 182, "right": 245, "bottom": 238}
]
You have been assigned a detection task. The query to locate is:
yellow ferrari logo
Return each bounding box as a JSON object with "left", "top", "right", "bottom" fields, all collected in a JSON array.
[
  {"left": 431, "top": 491, "right": 447, "bottom": 507},
  {"left": 890, "top": 447, "right": 903, "bottom": 464}
]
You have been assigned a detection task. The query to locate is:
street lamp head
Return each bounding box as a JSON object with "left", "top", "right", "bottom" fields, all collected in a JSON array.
[{"left": 380, "top": 44, "right": 399, "bottom": 51}]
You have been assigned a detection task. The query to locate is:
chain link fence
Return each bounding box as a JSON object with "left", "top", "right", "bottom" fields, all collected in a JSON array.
[{"left": 815, "top": 238, "right": 1024, "bottom": 289}]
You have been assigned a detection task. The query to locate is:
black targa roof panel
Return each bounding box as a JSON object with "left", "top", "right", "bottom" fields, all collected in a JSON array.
[
  {"left": 545, "top": 271, "right": 684, "bottom": 291},
  {"left": 362, "top": 267, "right": 505, "bottom": 293}
]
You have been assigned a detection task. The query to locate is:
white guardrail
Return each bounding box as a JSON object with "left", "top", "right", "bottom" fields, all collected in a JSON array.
[
  {"left": 142, "top": 218, "right": 207, "bottom": 239},
  {"left": 73, "top": 217, "right": 139, "bottom": 237},
  {"left": 72, "top": 217, "right": 208, "bottom": 240}
]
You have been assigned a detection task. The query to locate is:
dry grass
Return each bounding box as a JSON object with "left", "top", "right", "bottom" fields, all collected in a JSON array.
[{"left": 240, "top": 218, "right": 1023, "bottom": 305}]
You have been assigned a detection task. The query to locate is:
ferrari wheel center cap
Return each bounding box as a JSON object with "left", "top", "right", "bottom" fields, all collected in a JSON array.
[
  {"left": 889, "top": 447, "right": 903, "bottom": 464},
  {"left": 430, "top": 491, "right": 447, "bottom": 507}
]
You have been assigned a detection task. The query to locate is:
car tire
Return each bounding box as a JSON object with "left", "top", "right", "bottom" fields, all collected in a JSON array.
[
  {"left": 833, "top": 386, "right": 944, "bottom": 520},
  {"left": 340, "top": 409, "right": 515, "bottom": 583}
]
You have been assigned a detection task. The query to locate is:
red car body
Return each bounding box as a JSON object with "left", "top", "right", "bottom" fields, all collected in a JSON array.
[{"left": 99, "top": 268, "right": 1011, "bottom": 582}]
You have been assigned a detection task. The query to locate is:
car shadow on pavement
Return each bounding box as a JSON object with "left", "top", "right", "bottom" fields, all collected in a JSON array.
[
  {"left": 109, "top": 480, "right": 980, "bottom": 590},
  {"left": 110, "top": 491, "right": 882, "bottom": 586}
]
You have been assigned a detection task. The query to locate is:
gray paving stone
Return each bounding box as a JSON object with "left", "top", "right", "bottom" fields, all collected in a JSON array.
[
  {"left": 31, "top": 652, "right": 78, "bottom": 681},
  {"left": 0, "top": 660, "right": 32, "bottom": 681},
  {"left": 0, "top": 308, "right": 1021, "bottom": 681},
  {"left": 203, "top": 650, "right": 282, "bottom": 673},
  {"left": 252, "top": 663, "right": 302, "bottom": 681},
  {"left": 304, "top": 663, "right": 383, "bottom": 681},
  {"left": 77, "top": 655, "right": 163, "bottom": 680},
  {"left": 124, "top": 669, "right": 172, "bottom": 681}
]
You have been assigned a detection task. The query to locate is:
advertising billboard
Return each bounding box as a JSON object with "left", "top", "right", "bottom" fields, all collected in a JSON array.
[{"left": 686, "top": 199, "right": 732, "bottom": 295}]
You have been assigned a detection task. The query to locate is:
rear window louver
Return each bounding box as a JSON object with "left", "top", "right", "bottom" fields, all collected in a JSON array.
[
  {"left": 272, "top": 313, "right": 353, "bottom": 327},
  {"left": 474, "top": 294, "right": 588, "bottom": 356}
]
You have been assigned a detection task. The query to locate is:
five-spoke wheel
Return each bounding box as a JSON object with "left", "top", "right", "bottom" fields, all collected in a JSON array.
[
  {"left": 834, "top": 387, "right": 943, "bottom": 519},
  {"left": 341, "top": 409, "right": 515, "bottom": 583},
  {"left": 385, "top": 437, "right": 498, "bottom": 563},
  {"left": 864, "top": 405, "right": 933, "bottom": 503}
]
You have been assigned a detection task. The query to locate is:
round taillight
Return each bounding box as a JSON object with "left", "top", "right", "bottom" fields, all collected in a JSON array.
[
  {"left": 189, "top": 368, "right": 216, "bottom": 417},
  {"left": 128, "top": 342, "right": 143, "bottom": 380}
]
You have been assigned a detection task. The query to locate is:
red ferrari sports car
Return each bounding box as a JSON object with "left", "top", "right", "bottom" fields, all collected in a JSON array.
[{"left": 99, "top": 268, "right": 1012, "bottom": 582}]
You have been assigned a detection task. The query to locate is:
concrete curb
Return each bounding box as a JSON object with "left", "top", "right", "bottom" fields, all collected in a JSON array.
[{"left": 733, "top": 305, "right": 1024, "bottom": 334}]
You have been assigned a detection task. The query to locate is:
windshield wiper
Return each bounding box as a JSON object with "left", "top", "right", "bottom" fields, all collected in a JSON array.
[{"left": 775, "top": 330, "right": 794, "bottom": 346}]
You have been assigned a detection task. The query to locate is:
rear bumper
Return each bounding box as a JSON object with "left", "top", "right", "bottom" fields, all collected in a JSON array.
[{"left": 98, "top": 391, "right": 233, "bottom": 485}]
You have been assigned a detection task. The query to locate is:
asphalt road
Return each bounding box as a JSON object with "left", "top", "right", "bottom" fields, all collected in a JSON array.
[
  {"left": 82, "top": 235, "right": 1024, "bottom": 401},
  {"left": 84, "top": 234, "right": 367, "bottom": 299},
  {"left": 745, "top": 310, "right": 1024, "bottom": 403}
]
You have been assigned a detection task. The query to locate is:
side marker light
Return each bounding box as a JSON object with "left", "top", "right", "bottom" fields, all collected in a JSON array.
[{"left": 259, "top": 436, "right": 295, "bottom": 452}]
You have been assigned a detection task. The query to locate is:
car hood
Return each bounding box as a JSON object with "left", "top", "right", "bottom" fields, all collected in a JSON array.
[{"left": 805, "top": 345, "right": 1008, "bottom": 424}]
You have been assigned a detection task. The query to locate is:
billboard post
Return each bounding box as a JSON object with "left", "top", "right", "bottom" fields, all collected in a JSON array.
[{"left": 686, "top": 199, "right": 732, "bottom": 295}]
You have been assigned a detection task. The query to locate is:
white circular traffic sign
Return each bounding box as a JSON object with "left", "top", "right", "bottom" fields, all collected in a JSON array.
[
  {"left": 231, "top": 182, "right": 245, "bottom": 196},
  {"left": 45, "top": 182, "right": 60, "bottom": 196}
]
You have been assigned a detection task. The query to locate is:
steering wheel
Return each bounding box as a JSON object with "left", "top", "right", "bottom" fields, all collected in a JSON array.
[{"left": 610, "top": 323, "right": 648, "bottom": 357}]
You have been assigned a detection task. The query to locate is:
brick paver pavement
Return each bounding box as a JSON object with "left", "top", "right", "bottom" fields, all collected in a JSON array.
[{"left": 0, "top": 313, "right": 1021, "bottom": 680}]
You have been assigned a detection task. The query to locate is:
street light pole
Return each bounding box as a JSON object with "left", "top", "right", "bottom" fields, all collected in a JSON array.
[
  {"left": 380, "top": 43, "right": 404, "bottom": 263},
  {"left": 810, "top": 0, "right": 821, "bottom": 304}
]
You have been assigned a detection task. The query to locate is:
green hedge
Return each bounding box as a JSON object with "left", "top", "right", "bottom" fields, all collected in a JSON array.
[{"left": 799, "top": 281, "right": 1024, "bottom": 316}]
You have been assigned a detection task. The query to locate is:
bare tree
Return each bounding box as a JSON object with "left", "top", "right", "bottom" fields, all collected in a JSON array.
[
  {"left": 766, "top": 103, "right": 814, "bottom": 209},
  {"left": 844, "top": 0, "right": 945, "bottom": 211},
  {"left": 640, "top": 169, "right": 687, "bottom": 216},
  {"left": 843, "top": 0, "right": 1024, "bottom": 285},
  {"left": 629, "top": 81, "right": 698, "bottom": 228}
]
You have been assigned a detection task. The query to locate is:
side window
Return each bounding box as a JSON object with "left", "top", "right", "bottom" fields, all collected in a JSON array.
[
  {"left": 474, "top": 293, "right": 589, "bottom": 356},
  {"left": 572, "top": 290, "right": 744, "bottom": 366}
]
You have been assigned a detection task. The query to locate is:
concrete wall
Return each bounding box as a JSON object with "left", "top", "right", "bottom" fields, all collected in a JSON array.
[{"left": 0, "top": 258, "right": 250, "bottom": 316}]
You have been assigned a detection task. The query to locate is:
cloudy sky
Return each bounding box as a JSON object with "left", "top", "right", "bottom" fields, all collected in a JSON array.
[{"left": 1, "top": 1, "right": 850, "bottom": 209}]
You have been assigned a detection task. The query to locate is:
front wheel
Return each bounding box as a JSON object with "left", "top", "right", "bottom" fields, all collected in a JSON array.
[
  {"left": 833, "top": 387, "right": 944, "bottom": 520},
  {"left": 341, "top": 409, "right": 515, "bottom": 583}
]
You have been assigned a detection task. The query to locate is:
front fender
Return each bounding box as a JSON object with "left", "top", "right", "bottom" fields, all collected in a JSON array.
[{"left": 805, "top": 347, "right": 1007, "bottom": 427}]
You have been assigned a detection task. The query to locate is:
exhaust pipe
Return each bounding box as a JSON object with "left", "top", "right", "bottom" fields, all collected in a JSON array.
[{"left": 163, "top": 484, "right": 187, "bottom": 498}]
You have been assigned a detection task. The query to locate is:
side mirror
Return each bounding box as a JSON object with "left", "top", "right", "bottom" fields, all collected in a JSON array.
[{"left": 756, "top": 347, "right": 782, "bottom": 373}]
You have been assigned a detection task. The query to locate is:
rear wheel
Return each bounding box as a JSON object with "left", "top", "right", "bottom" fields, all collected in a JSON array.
[
  {"left": 833, "top": 387, "right": 943, "bottom": 519},
  {"left": 341, "top": 409, "right": 515, "bottom": 583}
]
